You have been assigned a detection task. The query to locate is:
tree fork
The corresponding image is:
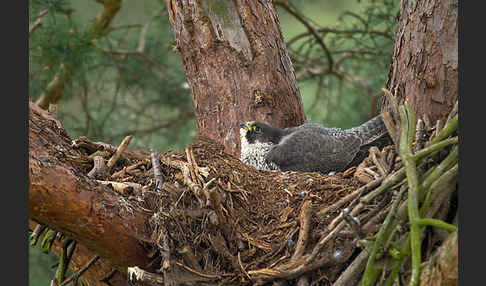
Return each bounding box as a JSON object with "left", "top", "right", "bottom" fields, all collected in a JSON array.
[{"left": 165, "top": 0, "right": 306, "bottom": 156}]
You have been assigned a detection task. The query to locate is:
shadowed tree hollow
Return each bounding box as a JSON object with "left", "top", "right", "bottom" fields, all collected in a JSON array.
[{"left": 29, "top": 1, "right": 458, "bottom": 286}]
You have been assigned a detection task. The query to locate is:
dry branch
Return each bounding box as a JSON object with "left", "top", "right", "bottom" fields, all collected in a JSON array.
[
  {"left": 29, "top": 104, "right": 152, "bottom": 269},
  {"left": 107, "top": 135, "right": 133, "bottom": 169},
  {"left": 29, "top": 9, "right": 48, "bottom": 37}
]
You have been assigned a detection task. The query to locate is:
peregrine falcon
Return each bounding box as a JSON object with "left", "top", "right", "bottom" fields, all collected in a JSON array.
[{"left": 239, "top": 113, "right": 390, "bottom": 173}]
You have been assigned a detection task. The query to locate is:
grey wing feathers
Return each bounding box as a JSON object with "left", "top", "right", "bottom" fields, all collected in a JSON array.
[{"left": 265, "top": 127, "right": 362, "bottom": 173}]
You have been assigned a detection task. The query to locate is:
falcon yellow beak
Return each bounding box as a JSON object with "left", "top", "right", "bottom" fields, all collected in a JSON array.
[{"left": 240, "top": 121, "right": 253, "bottom": 130}]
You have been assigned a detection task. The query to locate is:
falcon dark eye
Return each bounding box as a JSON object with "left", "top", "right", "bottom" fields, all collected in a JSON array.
[{"left": 254, "top": 126, "right": 262, "bottom": 133}]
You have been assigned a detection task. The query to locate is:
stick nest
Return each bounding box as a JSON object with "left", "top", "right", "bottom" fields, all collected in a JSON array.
[{"left": 77, "top": 134, "right": 401, "bottom": 285}]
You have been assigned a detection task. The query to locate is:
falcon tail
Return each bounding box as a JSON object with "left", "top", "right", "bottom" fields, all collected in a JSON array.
[{"left": 348, "top": 112, "right": 388, "bottom": 145}]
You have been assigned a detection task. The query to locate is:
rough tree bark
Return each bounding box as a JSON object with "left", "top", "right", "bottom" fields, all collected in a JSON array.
[
  {"left": 385, "top": 0, "right": 458, "bottom": 123},
  {"left": 29, "top": 103, "right": 153, "bottom": 286},
  {"left": 166, "top": 0, "right": 306, "bottom": 156}
]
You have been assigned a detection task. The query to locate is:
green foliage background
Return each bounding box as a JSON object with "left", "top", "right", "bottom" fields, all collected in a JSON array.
[{"left": 29, "top": 0, "right": 398, "bottom": 284}]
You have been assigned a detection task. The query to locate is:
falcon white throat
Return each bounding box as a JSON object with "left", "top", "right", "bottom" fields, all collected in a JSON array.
[{"left": 239, "top": 124, "right": 279, "bottom": 171}]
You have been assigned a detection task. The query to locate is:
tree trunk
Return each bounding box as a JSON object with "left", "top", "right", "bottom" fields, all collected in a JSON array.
[
  {"left": 166, "top": 0, "right": 306, "bottom": 156},
  {"left": 385, "top": 0, "right": 458, "bottom": 123}
]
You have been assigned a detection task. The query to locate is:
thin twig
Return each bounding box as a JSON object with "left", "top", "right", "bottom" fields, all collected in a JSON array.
[
  {"left": 106, "top": 135, "right": 133, "bottom": 169},
  {"left": 150, "top": 150, "right": 164, "bottom": 192},
  {"left": 275, "top": 1, "right": 334, "bottom": 72},
  {"left": 30, "top": 224, "right": 47, "bottom": 246},
  {"left": 413, "top": 119, "right": 426, "bottom": 152},
  {"left": 316, "top": 177, "right": 383, "bottom": 219},
  {"left": 29, "top": 9, "right": 48, "bottom": 37},
  {"left": 60, "top": 255, "right": 100, "bottom": 286},
  {"left": 290, "top": 200, "right": 312, "bottom": 262}
]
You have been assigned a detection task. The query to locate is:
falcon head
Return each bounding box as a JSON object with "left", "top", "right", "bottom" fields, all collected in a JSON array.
[
  {"left": 239, "top": 121, "right": 282, "bottom": 145},
  {"left": 239, "top": 121, "right": 282, "bottom": 170}
]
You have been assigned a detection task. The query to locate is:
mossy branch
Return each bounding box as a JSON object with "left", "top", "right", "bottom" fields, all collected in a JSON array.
[
  {"left": 428, "top": 114, "right": 458, "bottom": 146},
  {"left": 361, "top": 184, "right": 406, "bottom": 286},
  {"left": 416, "top": 218, "right": 456, "bottom": 232},
  {"left": 383, "top": 158, "right": 458, "bottom": 286},
  {"left": 398, "top": 104, "right": 421, "bottom": 286}
]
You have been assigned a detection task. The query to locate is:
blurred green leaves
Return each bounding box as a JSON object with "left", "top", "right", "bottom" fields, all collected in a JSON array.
[
  {"left": 29, "top": 0, "right": 194, "bottom": 150},
  {"left": 278, "top": 0, "right": 398, "bottom": 128}
]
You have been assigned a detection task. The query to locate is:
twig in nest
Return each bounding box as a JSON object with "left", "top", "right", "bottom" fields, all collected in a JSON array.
[
  {"left": 60, "top": 255, "right": 99, "bottom": 286},
  {"left": 157, "top": 230, "right": 171, "bottom": 274},
  {"left": 177, "top": 245, "right": 202, "bottom": 272},
  {"left": 174, "top": 262, "right": 224, "bottom": 280},
  {"left": 248, "top": 222, "right": 349, "bottom": 280},
  {"left": 363, "top": 167, "right": 380, "bottom": 179},
  {"left": 340, "top": 208, "right": 364, "bottom": 240},
  {"left": 128, "top": 266, "right": 164, "bottom": 285},
  {"left": 413, "top": 119, "right": 427, "bottom": 152},
  {"left": 207, "top": 180, "right": 235, "bottom": 244},
  {"left": 413, "top": 136, "right": 457, "bottom": 162},
  {"left": 360, "top": 168, "right": 406, "bottom": 204},
  {"left": 41, "top": 229, "right": 58, "bottom": 254},
  {"left": 381, "top": 88, "right": 400, "bottom": 147},
  {"left": 238, "top": 251, "right": 251, "bottom": 280},
  {"left": 87, "top": 156, "right": 108, "bottom": 179},
  {"left": 332, "top": 247, "right": 370, "bottom": 286},
  {"left": 303, "top": 219, "right": 347, "bottom": 269},
  {"left": 369, "top": 147, "right": 389, "bottom": 176},
  {"left": 96, "top": 180, "right": 142, "bottom": 195},
  {"left": 186, "top": 147, "right": 212, "bottom": 202},
  {"left": 150, "top": 150, "right": 164, "bottom": 192},
  {"left": 30, "top": 224, "right": 47, "bottom": 246},
  {"left": 161, "top": 155, "right": 206, "bottom": 207},
  {"left": 71, "top": 136, "right": 104, "bottom": 154},
  {"left": 445, "top": 100, "right": 458, "bottom": 126},
  {"left": 185, "top": 147, "right": 202, "bottom": 184},
  {"left": 107, "top": 135, "right": 133, "bottom": 169},
  {"left": 87, "top": 150, "right": 111, "bottom": 161},
  {"left": 290, "top": 200, "right": 313, "bottom": 263},
  {"left": 316, "top": 177, "right": 383, "bottom": 219},
  {"left": 210, "top": 231, "right": 240, "bottom": 271}
]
